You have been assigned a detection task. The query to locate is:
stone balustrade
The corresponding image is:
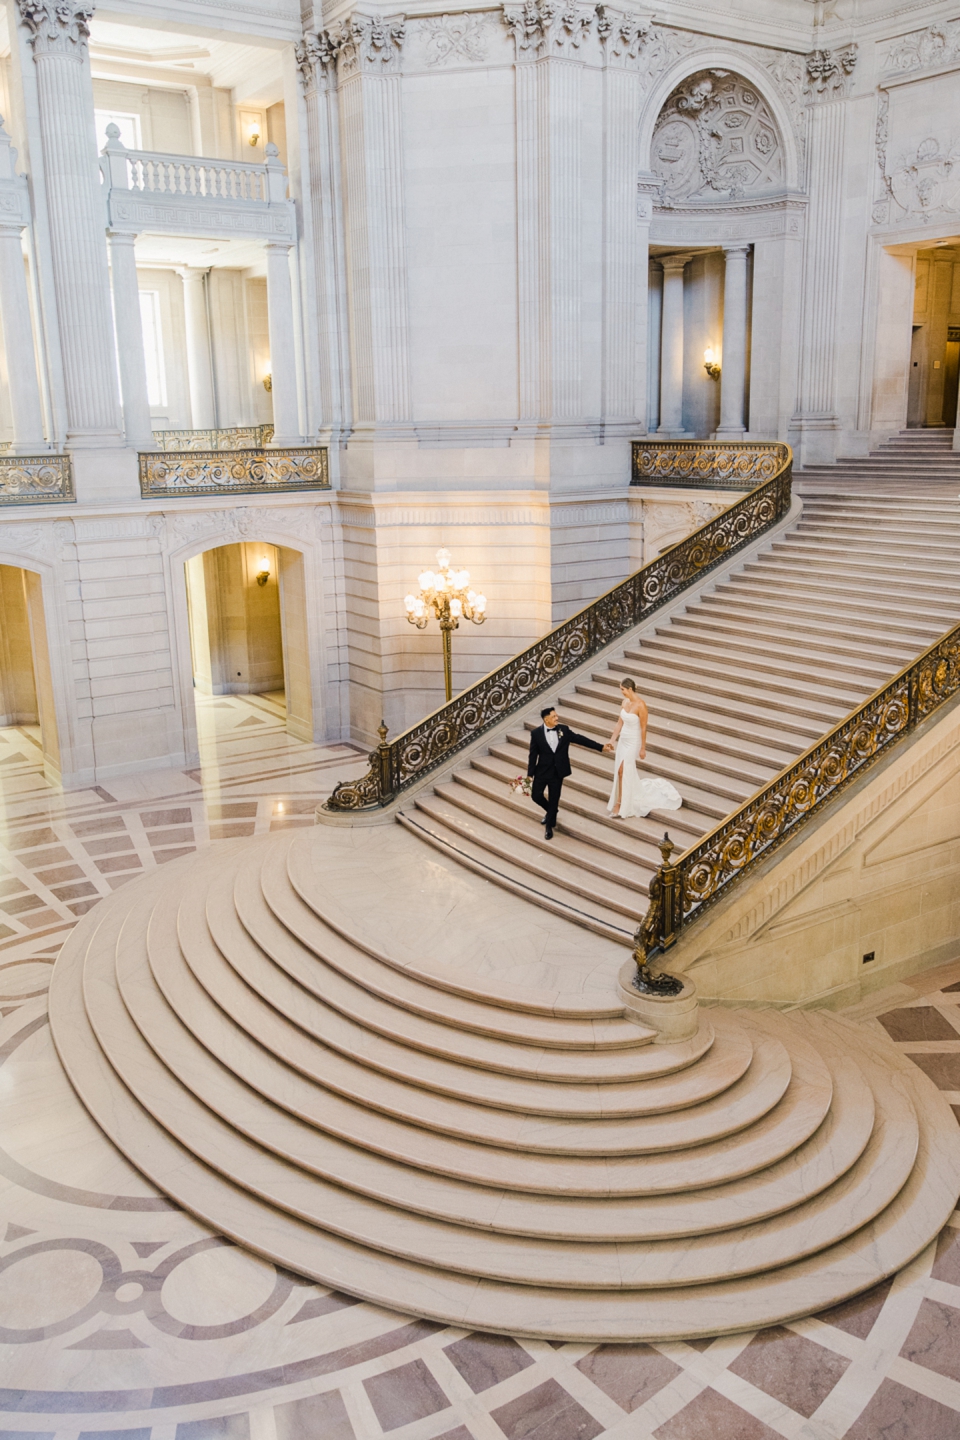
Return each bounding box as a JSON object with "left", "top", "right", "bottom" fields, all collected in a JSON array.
[{"left": 0, "top": 454, "right": 74, "bottom": 505}]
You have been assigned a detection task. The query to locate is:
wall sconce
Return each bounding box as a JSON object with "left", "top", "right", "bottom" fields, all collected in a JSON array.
[
  {"left": 249, "top": 129, "right": 261, "bottom": 147},
  {"left": 256, "top": 556, "right": 271, "bottom": 587},
  {"left": 263, "top": 372, "right": 272, "bottom": 392},
  {"left": 240, "top": 111, "right": 263, "bottom": 149},
  {"left": 703, "top": 348, "right": 721, "bottom": 381}
]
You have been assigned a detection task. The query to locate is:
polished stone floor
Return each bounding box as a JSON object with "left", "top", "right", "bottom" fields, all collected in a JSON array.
[{"left": 3, "top": 696, "right": 960, "bottom": 1437}]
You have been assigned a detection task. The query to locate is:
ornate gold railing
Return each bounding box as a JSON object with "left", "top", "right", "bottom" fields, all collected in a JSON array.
[
  {"left": 0, "top": 454, "right": 74, "bottom": 506},
  {"left": 152, "top": 425, "right": 275, "bottom": 452},
  {"left": 636, "top": 622, "right": 960, "bottom": 971},
  {"left": 139, "top": 447, "right": 329, "bottom": 499},
  {"left": 632, "top": 441, "right": 784, "bottom": 489},
  {"left": 327, "top": 442, "right": 792, "bottom": 811}
]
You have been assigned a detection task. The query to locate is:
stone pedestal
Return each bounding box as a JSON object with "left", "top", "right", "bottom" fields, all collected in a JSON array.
[{"left": 617, "top": 958, "right": 699, "bottom": 1043}]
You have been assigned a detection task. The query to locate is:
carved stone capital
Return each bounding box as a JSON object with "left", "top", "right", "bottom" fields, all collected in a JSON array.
[
  {"left": 502, "top": 0, "right": 596, "bottom": 60},
  {"left": 294, "top": 30, "right": 341, "bottom": 90},
  {"left": 16, "top": 0, "right": 93, "bottom": 58},
  {"left": 338, "top": 14, "right": 406, "bottom": 77},
  {"left": 805, "top": 42, "right": 857, "bottom": 99},
  {"left": 596, "top": 5, "right": 652, "bottom": 63}
]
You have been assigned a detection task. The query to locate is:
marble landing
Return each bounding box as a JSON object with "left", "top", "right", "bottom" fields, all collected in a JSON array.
[{"left": 4, "top": 702, "right": 960, "bottom": 1434}]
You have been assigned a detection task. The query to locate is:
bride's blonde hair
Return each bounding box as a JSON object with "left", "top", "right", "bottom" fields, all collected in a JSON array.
[{"left": 620, "top": 678, "right": 637, "bottom": 691}]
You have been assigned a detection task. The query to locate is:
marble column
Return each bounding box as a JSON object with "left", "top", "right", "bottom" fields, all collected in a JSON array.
[
  {"left": 658, "top": 253, "right": 689, "bottom": 435},
  {"left": 264, "top": 241, "right": 301, "bottom": 444},
  {"left": 179, "top": 267, "right": 216, "bottom": 430},
  {"left": 0, "top": 224, "right": 45, "bottom": 451},
  {"left": 15, "top": 0, "right": 122, "bottom": 447},
  {"left": 716, "top": 244, "right": 750, "bottom": 439},
  {"left": 107, "top": 230, "right": 152, "bottom": 450}
]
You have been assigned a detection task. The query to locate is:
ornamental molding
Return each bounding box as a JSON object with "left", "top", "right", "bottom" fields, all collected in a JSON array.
[
  {"left": 596, "top": 6, "right": 653, "bottom": 63},
  {"left": 338, "top": 503, "right": 548, "bottom": 528},
  {"left": 881, "top": 19, "right": 960, "bottom": 75},
  {"left": 108, "top": 197, "right": 295, "bottom": 242},
  {"left": 501, "top": 0, "right": 597, "bottom": 59},
  {"left": 650, "top": 195, "right": 805, "bottom": 244},
  {"left": 165, "top": 504, "right": 321, "bottom": 550},
  {"left": 16, "top": 0, "right": 93, "bottom": 57},
  {"left": 872, "top": 102, "right": 960, "bottom": 227},
  {"left": 0, "top": 521, "right": 64, "bottom": 556}
]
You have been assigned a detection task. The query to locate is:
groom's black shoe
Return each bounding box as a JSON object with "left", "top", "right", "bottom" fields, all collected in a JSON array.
[{"left": 544, "top": 826, "right": 554, "bottom": 840}]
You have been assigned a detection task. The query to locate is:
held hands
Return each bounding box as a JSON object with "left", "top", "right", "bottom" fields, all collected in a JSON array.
[{"left": 602, "top": 742, "right": 614, "bottom": 754}]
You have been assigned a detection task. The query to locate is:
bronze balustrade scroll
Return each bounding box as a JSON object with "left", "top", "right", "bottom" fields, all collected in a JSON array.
[
  {"left": 327, "top": 442, "right": 793, "bottom": 812},
  {"left": 139, "top": 446, "right": 329, "bottom": 498},
  {"left": 635, "top": 620, "right": 960, "bottom": 967},
  {"left": 0, "top": 454, "right": 74, "bottom": 506}
]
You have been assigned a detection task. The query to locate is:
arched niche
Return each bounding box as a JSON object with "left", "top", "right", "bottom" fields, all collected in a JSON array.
[
  {"left": 651, "top": 70, "right": 785, "bottom": 204},
  {"left": 639, "top": 51, "right": 802, "bottom": 195}
]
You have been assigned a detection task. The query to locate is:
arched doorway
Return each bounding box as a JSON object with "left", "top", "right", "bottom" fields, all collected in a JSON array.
[
  {"left": 182, "top": 541, "right": 314, "bottom": 751},
  {"left": 0, "top": 564, "right": 61, "bottom": 792}
]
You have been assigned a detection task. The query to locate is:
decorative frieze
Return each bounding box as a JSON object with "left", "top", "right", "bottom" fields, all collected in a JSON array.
[
  {"left": 165, "top": 504, "right": 323, "bottom": 549},
  {"left": 881, "top": 20, "right": 960, "bottom": 75},
  {"left": 419, "top": 13, "right": 491, "bottom": 66}
]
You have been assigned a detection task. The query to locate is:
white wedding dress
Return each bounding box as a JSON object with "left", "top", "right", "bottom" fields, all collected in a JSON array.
[{"left": 607, "top": 709, "right": 683, "bottom": 819}]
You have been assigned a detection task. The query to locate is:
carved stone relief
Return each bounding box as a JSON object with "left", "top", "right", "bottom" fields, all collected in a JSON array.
[
  {"left": 881, "top": 20, "right": 960, "bottom": 75},
  {"left": 873, "top": 109, "right": 960, "bottom": 227},
  {"left": 652, "top": 70, "right": 784, "bottom": 204},
  {"left": 418, "top": 13, "right": 492, "bottom": 66},
  {"left": 501, "top": 0, "right": 596, "bottom": 60},
  {"left": 804, "top": 44, "right": 857, "bottom": 99},
  {"left": 16, "top": 0, "right": 93, "bottom": 56},
  {"left": 295, "top": 13, "right": 405, "bottom": 88}
]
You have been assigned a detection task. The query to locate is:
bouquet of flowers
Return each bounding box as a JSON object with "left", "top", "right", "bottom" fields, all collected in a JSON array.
[{"left": 510, "top": 775, "right": 533, "bottom": 798}]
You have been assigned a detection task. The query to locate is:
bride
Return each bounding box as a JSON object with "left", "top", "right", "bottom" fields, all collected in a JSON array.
[{"left": 606, "top": 678, "right": 683, "bottom": 820}]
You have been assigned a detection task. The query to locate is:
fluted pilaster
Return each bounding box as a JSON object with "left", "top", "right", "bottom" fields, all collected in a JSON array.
[{"left": 16, "top": 0, "right": 122, "bottom": 446}]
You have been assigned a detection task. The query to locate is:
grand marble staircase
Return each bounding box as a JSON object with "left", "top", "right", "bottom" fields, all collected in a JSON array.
[
  {"left": 50, "top": 825, "right": 960, "bottom": 1341},
  {"left": 799, "top": 426, "right": 960, "bottom": 494},
  {"left": 400, "top": 481, "right": 960, "bottom": 941}
]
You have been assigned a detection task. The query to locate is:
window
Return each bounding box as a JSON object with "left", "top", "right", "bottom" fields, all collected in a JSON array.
[
  {"left": 139, "top": 291, "right": 167, "bottom": 408},
  {"left": 94, "top": 110, "right": 142, "bottom": 153}
]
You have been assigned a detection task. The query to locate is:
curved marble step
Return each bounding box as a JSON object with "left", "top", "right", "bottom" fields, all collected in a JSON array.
[
  {"left": 171, "top": 876, "right": 779, "bottom": 1134},
  {"left": 108, "top": 915, "right": 916, "bottom": 1289}
]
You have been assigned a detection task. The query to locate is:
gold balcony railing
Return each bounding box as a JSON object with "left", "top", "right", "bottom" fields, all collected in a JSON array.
[
  {"left": 139, "top": 446, "right": 329, "bottom": 499},
  {"left": 0, "top": 454, "right": 74, "bottom": 506},
  {"left": 632, "top": 440, "right": 785, "bottom": 489},
  {"left": 152, "top": 425, "right": 275, "bottom": 452},
  {"left": 326, "top": 441, "right": 793, "bottom": 812},
  {"left": 635, "top": 621, "right": 960, "bottom": 972}
]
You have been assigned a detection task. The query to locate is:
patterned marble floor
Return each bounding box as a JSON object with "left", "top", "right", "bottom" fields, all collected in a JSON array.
[{"left": 3, "top": 697, "right": 960, "bottom": 1438}]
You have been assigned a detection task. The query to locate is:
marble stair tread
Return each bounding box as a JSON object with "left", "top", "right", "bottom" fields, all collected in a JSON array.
[
  {"left": 119, "top": 911, "right": 831, "bottom": 1196},
  {"left": 740, "top": 559, "right": 960, "bottom": 607},
  {"left": 711, "top": 577, "right": 956, "bottom": 631},
  {"left": 639, "top": 630, "right": 901, "bottom": 686},
  {"left": 396, "top": 812, "right": 637, "bottom": 942},
  {"left": 573, "top": 668, "right": 831, "bottom": 738},
  {"left": 769, "top": 535, "right": 960, "bottom": 567},
  {"left": 177, "top": 870, "right": 768, "bottom": 1125},
  {"left": 251, "top": 842, "right": 657, "bottom": 1052},
  {"left": 116, "top": 923, "right": 878, "bottom": 1246},
  {"left": 693, "top": 590, "right": 944, "bottom": 645},
  {"left": 425, "top": 779, "right": 657, "bottom": 885},
  {"left": 621, "top": 646, "right": 874, "bottom": 710},
  {"left": 51, "top": 866, "right": 960, "bottom": 1339},
  {"left": 605, "top": 656, "right": 850, "bottom": 726},
  {"left": 668, "top": 613, "right": 920, "bottom": 669},
  {"left": 97, "top": 928, "right": 921, "bottom": 1291},
  {"left": 248, "top": 847, "right": 696, "bottom": 1070},
  {"left": 449, "top": 761, "right": 701, "bottom": 855},
  {"left": 487, "top": 737, "right": 730, "bottom": 819},
  {"left": 406, "top": 792, "right": 650, "bottom": 917},
  {"left": 791, "top": 525, "right": 960, "bottom": 554},
  {"left": 559, "top": 684, "right": 810, "bottom": 756}
]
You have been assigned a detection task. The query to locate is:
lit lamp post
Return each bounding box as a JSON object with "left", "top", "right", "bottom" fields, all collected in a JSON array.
[{"left": 404, "top": 548, "right": 487, "bottom": 702}]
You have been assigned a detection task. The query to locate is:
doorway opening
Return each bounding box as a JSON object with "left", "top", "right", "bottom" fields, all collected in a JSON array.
[
  {"left": 907, "top": 243, "right": 960, "bottom": 427},
  {"left": 183, "top": 542, "right": 314, "bottom": 750},
  {"left": 0, "top": 564, "right": 61, "bottom": 797}
]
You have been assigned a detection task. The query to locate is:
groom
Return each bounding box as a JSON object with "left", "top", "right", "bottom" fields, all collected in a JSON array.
[{"left": 527, "top": 707, "right": 610, "bottom": 839}]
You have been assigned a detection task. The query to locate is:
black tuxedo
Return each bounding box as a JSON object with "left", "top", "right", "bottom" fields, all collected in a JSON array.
[{"left": 526, "top": 723, "right": 604, "bottom": 829}]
